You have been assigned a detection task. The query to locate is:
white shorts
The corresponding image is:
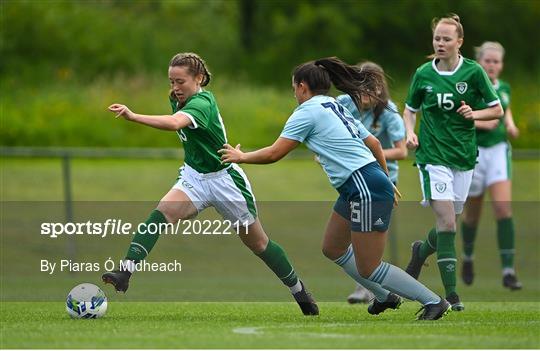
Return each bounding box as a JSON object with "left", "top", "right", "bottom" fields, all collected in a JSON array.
[
  {"left": 172, "top": 163, "right": 257, "bottom": 225},
  {"left": 468, "top": 142, "right": 511, "bottom": 197},
  {"left": 417, "top": 164, "right": 474, "bottom": 214}
]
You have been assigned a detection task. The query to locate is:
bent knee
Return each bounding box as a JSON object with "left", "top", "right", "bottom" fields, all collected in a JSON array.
[
  {"left": 322, "top": 245, "right": 346, "bottom": 261},
  {"left": 156, "top": 203, "right": 178, "bottom": 224},
  {"left": 246, "top": 238, "right": 268, "bottom": 254},
  {"left": 493, "top": 204, "right": 512, "bottom": 219}
]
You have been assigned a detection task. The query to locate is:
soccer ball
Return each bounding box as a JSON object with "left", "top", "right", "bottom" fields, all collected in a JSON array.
[{"left": 66, "top": 283, "right": 108, "bottom": 319}]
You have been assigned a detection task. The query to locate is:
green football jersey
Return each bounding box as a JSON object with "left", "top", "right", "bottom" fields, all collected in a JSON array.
[
  {"left": 476, "top": 79, "right": 510, "bottom": 147},
  {"left": 405, "top": 56, "right": 500, "bottom": 170},
  {"left": 170, "top": 90, "right": 229, "bottom": 174}
]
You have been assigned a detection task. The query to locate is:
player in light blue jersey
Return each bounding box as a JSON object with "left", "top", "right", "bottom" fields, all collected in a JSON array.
[
  {"left": 337, "top": 61, "right": 407, "bottom": 304},
  {"left": 220, "top": 57, "right": 450, "bottom": 320}
]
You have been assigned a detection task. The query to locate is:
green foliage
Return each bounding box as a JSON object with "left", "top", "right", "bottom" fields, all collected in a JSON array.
[
  {"left": 1, "top": 0, "right": 539, "bottom": 148},
  {"left": 1, "top": 73, "right": 538, "bottom": 148},
  {"left": 2, "top": 0, "right": 539, "bottom": 82}
]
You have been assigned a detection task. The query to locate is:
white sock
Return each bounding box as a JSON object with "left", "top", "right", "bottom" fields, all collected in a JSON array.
[
  {"left": 502, "top": 267, "right": 515, "bottom": 276},
  {"left": 334, "top": 245, "right": 390, "bottom": 302},
  {"left": 289, "top": 280, "right": 302, "bottom": 294},
  {"left": 369, "top": 261, "right": 440, "bottom": 305},
  {"left": 121, "top": 259, "right": 136, "bottom": 274}
]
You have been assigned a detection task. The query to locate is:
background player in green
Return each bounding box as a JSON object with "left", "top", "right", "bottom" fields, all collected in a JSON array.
[
  {"left": 336, "top": 61, "right": 407, "bottom": 304},
  {"left": 102, "top": 52, "right": 318, "bottom": 316},
  {"left": 461, "top": 42, "right": 522, "bottom": 290},
  {"left": 402, "top": 14, "right": 504, "bottom": 311}
]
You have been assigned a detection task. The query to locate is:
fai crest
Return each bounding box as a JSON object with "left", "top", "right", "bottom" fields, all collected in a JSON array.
[
  {"left": 435, "top": 182, "right": 447, "bottom": 193},
  {"left": 456, "top": 82, "right": 468, "bottom": 94}
]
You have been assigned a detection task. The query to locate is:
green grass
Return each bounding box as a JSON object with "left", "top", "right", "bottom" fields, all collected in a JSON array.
[
  {"left": 1, "top": 302, "right": 539, "bottom": 348},
  {"left": 1, "top": 158, "right": 539, "bottom": 348}
]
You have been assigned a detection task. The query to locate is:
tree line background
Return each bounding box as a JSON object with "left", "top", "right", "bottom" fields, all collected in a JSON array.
[{"left": 1, "top": 0, "right": 539, "bottom": 148}]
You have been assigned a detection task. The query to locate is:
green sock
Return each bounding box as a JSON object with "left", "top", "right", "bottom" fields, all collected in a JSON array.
[
  {"left": 125, "top": 209, "right": 168, "bottom": 261},
  {"left": 436, "top": 231, "right": 457, "bottom": 297},
  {"left": 418, "top": 228, "right": 437, "bottom": 260},
  {"left": 256, "top": 240, "right": 299, "bottom": 287},
  {"left": 461, "top": 222, "right": 477, "bottom": 259},
  {"left": 497, "top": 217, "right": 515, "bottom": 269}
]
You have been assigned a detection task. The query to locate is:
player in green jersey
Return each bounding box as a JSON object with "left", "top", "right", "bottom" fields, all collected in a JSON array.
[
  {"left": 102, "top": 52, "right": 319, "bottom": 316},
  {"left": 402, "top": 14, "right": 504, "bottom": 311},
  {"left": 461, "top": 42, "right": 522, "bottom": 290}
]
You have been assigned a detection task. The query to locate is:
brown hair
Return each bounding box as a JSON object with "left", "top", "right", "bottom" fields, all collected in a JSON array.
[
  {"left": 292, "top": 57, "right": 385, "bottom": 113},
  {"left": 169, "top": 52, "right": 211, "bottom": 101},
  {"left": 357, "top": 61, "right": 391, "bottom": 128}
]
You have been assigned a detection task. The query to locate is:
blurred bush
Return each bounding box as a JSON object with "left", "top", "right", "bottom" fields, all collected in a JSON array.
[{"left": 1, "top": 0, "right": 538, "bottom": 148}]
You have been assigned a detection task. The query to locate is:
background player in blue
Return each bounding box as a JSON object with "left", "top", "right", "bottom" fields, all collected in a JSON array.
[
  {"left": 337, "top": 61, "right": 407, "bottom": 304},
  {"left": 220, "top": 57, "right": 450, "bottom": 320}
]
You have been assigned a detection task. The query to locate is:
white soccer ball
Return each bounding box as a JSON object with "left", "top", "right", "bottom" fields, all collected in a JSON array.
[{"left": 66, "top": 283, "right": 108, "bottom": 319}]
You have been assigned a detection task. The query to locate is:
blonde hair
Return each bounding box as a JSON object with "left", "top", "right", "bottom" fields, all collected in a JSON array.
[
  {"left": 475, "top": 41, "right": 505, "bottom": 60},
  {"left": 432, "top": 13, "right": 464, "bottom": 39},
  {"left": 428, "top": 13, "right": 464, "bottom": 59}
]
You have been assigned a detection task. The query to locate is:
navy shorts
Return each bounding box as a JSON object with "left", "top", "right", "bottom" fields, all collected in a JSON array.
[{"left": 333, "top": 162, "right": 394, "bottom": 232}]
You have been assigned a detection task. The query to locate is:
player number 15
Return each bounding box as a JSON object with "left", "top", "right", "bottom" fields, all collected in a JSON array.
[{"left": 437, "top": 93, "right": 454, "bottom": 111}]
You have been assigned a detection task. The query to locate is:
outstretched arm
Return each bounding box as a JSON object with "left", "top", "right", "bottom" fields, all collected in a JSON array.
[
  {"left": 219, "top": 137, "right": 300, "bottom": 164},
  {"left": 108, "top": 104, "right": 193, "bottom": 131}
]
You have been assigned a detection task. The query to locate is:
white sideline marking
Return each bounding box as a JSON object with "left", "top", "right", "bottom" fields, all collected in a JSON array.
[
  {"left": 232, "top": 325, "right": 353, "bottom": 339},
  {"left": 233, "top": 327, "right": 263, "bottom": 335}
]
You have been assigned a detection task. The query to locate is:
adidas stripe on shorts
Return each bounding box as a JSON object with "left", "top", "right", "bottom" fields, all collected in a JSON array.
[{"left": 333, "top": 161, "right": 394, "bottom": 232}]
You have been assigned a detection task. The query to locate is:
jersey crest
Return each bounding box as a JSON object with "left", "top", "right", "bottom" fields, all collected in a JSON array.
[{"left": 456, "top": 82, "right": 468, "bottom": 94}]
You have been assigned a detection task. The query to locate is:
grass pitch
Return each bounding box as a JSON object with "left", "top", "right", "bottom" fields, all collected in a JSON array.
[
  {"left": 1, "top": 301, "right": 539, "bottom": 348},
  {"left": 1, "top": 158, "right": 539, "bottom": 348}
]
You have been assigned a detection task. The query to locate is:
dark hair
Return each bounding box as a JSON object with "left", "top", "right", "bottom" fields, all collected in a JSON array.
[
  {"left": 357, "top": 61, "right": 391, "bottom": 128},
  {"left": 169, "top": 52, "right": 211, "bottom": 101},
  {"left": 292, "top": 56, "right": 385, "bottom": 113}
]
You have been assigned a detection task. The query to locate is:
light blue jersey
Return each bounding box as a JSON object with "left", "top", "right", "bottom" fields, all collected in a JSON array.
[
  {"left": 336, "top": 95, "right": 405, "bottom": 183},
  {"left": 280, "top": 95, "right": 376, "bottom": 188}
]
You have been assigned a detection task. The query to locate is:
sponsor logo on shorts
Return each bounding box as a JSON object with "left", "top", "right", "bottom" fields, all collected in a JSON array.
[
  {"left": 182, "top": 180, "right": 193, "bottom": 189},
  {"left": 374, "top": 218, "right": 384, "bottom": 226},
  {"left": 456, "top": 82, "right": 468, "bottom": 94},
  {"left": 425, "top": 85, "right": 433, "bottom": 93},
  {"left": 435, "top": 182, "right": 447, "bottom": 193}
]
